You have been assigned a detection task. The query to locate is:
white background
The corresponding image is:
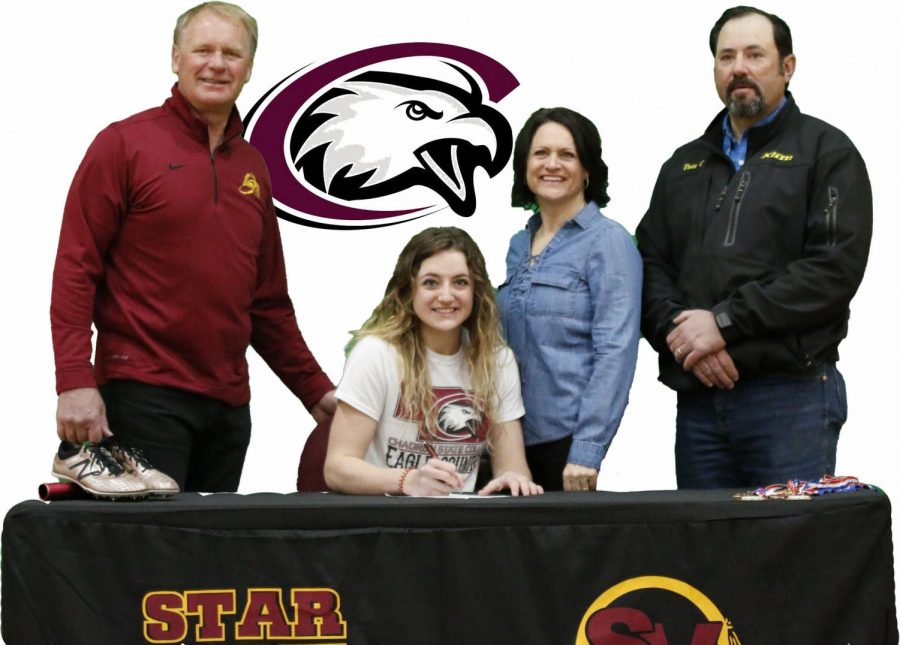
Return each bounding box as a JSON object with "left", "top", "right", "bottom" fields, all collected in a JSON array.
[{"left": 2, "top": 0, "right": 897, "bottom": 629}]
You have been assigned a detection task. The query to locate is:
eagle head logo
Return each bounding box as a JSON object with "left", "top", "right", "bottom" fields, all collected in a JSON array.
[
  {"left": 436, "top": 399, "right": 481, "bottom": 439},
  {"left": 244, "top": 43, "right": 519, "bottom": 228},
  {"left": 420, "top": 389, "right": 485, "bottom": 442},
  {"left": 290, "top": 65, "right": 510, "bottom": 218}
]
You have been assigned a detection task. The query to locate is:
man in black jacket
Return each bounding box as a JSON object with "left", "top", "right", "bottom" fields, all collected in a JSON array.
[{"left": 636, "top": 6, "right": 872, "bottom": 489}]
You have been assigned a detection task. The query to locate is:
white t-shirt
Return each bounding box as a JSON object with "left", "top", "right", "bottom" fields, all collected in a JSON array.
[{"left": 335, "top": 335, "right": 525, "bottom": 492}]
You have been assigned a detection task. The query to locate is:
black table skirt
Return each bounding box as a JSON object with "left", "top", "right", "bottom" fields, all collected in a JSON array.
[{"left": 3, "top": 489, "right": 897, "bottom": 644}]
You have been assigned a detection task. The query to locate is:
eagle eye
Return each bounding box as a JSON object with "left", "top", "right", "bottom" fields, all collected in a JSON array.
[{"left": 399, "top": 100, "right": 443, "bottom": 122}]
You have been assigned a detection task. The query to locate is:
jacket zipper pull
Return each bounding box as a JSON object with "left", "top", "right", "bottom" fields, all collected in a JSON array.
[
  {"left": 714, "top": 184, "right": 728, "bottom": 211},
  {"left": 825, "top": 186, "right": 839, "bottom": 247},
  {"left": 734, "top": 172, "right": 750, "bottom": 202}
]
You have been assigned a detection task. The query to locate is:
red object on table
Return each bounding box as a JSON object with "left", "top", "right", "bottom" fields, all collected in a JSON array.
[{"left": 38, "top": 482, "right": 89, "bottom": 501}]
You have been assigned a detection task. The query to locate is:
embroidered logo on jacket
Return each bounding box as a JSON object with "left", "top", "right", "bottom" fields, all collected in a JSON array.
[
  {"left": 760, "top": 150, "right": 794, "bottom": 161},
  {"left": 682, "top": 160, "right": 706, "bottom": 172},
  {"left": 239, "top": 172, "right": 261, "bottom": 198}
]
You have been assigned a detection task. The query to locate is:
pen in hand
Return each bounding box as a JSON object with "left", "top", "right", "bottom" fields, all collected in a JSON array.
[{"left": 422, "top": 440, "right": 464, "bottom": 492}]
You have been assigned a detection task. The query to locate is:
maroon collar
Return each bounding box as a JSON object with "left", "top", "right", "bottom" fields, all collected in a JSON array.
[{"left": 163, "top": 83, "right": 244, "bottom": 146}]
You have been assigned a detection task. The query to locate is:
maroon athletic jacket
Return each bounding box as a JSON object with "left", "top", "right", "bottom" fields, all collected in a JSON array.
[{"left": 51, "top": 85, "right": 333, "bottom": 408}]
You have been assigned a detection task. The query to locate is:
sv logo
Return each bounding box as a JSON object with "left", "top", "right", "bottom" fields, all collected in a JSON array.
[
  {"left": 585, "top": 607, "right": 723, "bottom": 644},
  {"left": 576, "top": 577, "right": 740, "bottom": 645}
]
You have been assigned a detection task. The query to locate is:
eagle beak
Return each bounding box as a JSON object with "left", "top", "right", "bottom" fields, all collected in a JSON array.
[{"left": 415, "top": 110, "right": 509, "bottom": 217}]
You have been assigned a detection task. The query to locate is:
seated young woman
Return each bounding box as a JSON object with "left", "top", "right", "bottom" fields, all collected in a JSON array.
[{"left": 324, "top": 227, "right": 543, "bottom": 497}]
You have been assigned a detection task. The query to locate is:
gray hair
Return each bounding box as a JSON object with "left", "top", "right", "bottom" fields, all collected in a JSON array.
[{"left": 173, "top": 2, "right": 258, "bottom": 61}]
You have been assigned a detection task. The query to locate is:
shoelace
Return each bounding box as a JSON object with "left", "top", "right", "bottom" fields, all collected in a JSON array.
[
  {"left": 110, "top": 440, "right": 155, "bottom": 472},
  {"left": 87, "top": 444, "right": 127, "bottom": 476}
]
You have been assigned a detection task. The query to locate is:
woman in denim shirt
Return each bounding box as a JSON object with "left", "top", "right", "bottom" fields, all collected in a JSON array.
[{"left": 497, "top": 107, "right": 642, "bottom": 491}]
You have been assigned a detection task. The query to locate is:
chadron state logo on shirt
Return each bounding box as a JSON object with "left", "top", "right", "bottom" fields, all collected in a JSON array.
[
  {"left": 243, "top": 43, "right": 517, "bottom": 229},
  {"left": 575, "top": 576, "right": 742, "bottom": 645}
]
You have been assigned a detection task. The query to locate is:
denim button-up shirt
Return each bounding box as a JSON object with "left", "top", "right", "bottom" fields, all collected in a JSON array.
[{"left": 497, "top": 202, "right": 642, "bottom": 469}]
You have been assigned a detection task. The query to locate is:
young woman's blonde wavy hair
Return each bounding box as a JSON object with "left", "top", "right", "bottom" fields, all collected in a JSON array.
[{"left": 356, "top": 227, "right": 505, "bottom": 439}]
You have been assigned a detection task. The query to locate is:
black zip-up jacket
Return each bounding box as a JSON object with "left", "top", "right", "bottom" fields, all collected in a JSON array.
[{"left": 637, "top": 94, "right": 872, "bottom": 392}]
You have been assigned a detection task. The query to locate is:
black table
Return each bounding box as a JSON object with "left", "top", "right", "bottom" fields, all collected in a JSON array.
[{"left": 2, "top": 490, "right": 897, "bottom": 644}]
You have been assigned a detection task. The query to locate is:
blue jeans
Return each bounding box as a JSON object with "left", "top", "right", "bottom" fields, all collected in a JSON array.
[{"left": 675, "top": 363, "right": 847, "bottom": 489}]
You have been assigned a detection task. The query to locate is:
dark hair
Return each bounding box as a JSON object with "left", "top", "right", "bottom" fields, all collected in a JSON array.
[
  {"left": 510, "top": 107, "right": 610, "bottom": 210},
  {"left": 709, "top": 6, "right": 792, "bottom": 60}
]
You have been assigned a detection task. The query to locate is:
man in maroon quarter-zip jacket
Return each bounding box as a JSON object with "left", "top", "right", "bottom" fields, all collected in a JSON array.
[
  {"left": 636, "top": 6, "right": 871, "bottom": 489},
  {"left": 50, "top": 2, "right": 335, "bottom": 492}
]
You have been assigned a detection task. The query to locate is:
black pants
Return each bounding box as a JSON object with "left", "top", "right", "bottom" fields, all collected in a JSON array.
[
  {"left": 525, "top": 435, "right": 573, "bottom": 492},
  {"left": 100, "top": 380, "right": 251, "bottom": 492}
]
